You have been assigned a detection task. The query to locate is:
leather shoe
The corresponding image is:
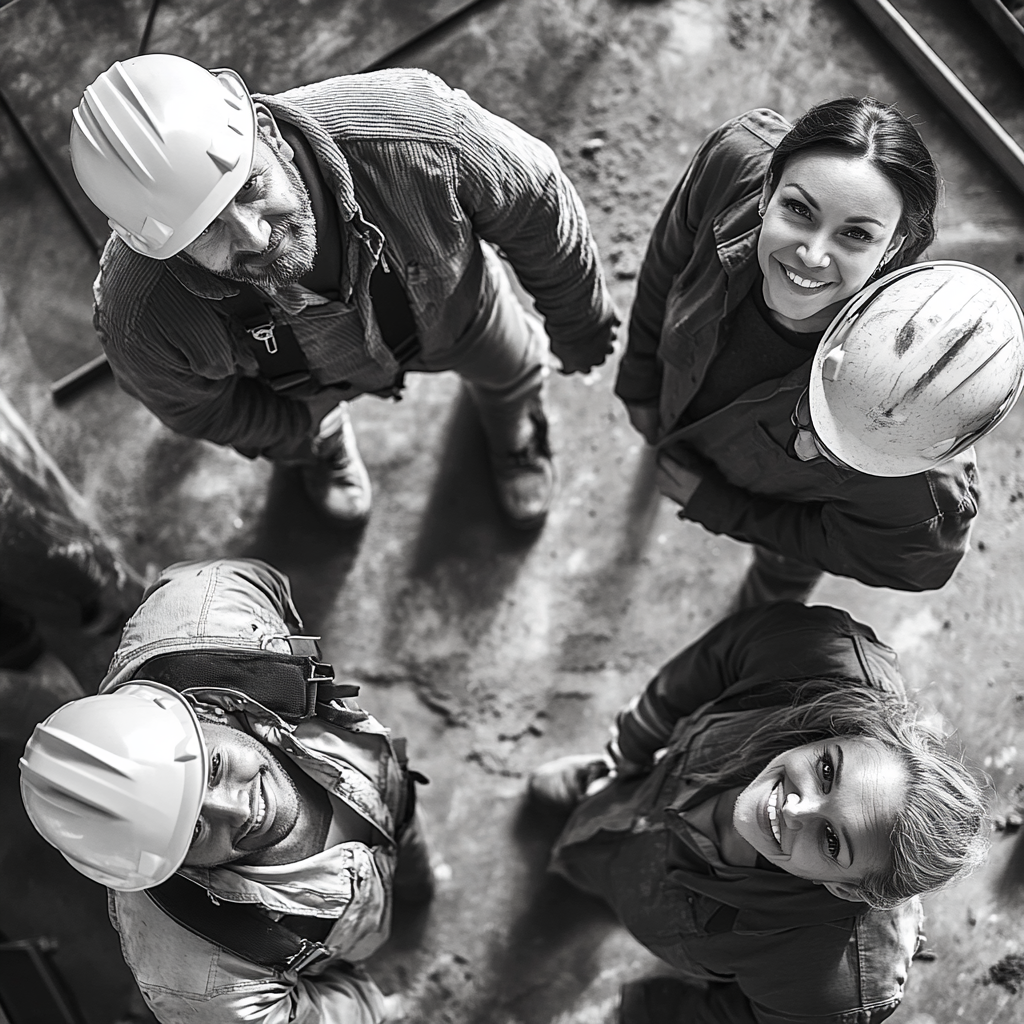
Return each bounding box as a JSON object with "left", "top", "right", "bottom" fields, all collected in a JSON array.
[
  {"left": 490, "top": 403, "right": 555, "bottom": 530},
  {"left": 303, "top": 404, "right": 372, "bottom": 526},
  {"left": 528, "top": 753, "right": 609, "bottom": 810}
]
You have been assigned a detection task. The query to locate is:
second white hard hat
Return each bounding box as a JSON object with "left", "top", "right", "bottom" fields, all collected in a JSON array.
[
  {"left": 808, "top": 261, "right": 1024, "bottom": 476},
  {"left": 70, "top": 53, "right": 256, "bottom": 259}
]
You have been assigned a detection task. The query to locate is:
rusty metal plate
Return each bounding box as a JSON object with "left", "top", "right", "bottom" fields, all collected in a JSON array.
[{"left": 0, "top": 0, "right": 480, "bottom": 250}]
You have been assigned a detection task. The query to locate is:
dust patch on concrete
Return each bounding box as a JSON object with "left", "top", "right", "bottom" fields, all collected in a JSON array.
[
  {"left": 727, "top": 0, "right": 778, "bottom": 50},
  {"left": 403, "top": 952, "right": 477, "bottom": 1023},
  {"left": 559, "top": 631, "right": 613, "bottom": 672},
  {"left": 466, "top": 747, "right": 521, "bottom": 777},
  {"left": 980, "top": 952, "right": 1024, "bottom": 994}
]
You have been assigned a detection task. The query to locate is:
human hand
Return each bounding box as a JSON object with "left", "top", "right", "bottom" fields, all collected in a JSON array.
[
  {"left": 625, "top": 402, "right": 659, "bottom": 445},
  {"left": 655, "top": 448, "right": 704, "bottom": 509},
  {"left": 556, "top": 320, "right": 620, "bottom": 375},
  {"left": 380, "top": 993, "right": 409, "bottom": 1021}
]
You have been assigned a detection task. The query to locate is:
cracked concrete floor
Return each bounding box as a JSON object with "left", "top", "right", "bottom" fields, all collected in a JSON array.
[{"left": 3, "top": 1, "right": 1024, "bottom": 1022}]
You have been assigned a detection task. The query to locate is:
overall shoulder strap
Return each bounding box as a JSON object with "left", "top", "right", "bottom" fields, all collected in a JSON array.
[
  {"left": 368, "top": 258, "right": 420, "bottom": 365},
  {"left": 219, "top": 285, "right": 313, "bottom": 395},
  {"left": 219, "top": 262, "right": 421, "bottom": 385}
]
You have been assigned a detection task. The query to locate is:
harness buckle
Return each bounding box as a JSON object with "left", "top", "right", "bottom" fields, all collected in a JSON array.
[
  {"left": 283, "top": 939, "right": 332, "bottom": 973},
  {"left": 248, "top": 323, "right": 278, "bottom": 355}
]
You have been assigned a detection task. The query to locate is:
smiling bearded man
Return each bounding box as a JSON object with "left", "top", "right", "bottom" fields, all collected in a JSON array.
[{"left": 72, "top": 54, "right": 619, "bottom": 532}]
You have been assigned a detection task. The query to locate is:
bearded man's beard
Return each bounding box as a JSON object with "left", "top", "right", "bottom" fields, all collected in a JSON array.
[{"left": 223, "top": 152, "right": 318, "bottom": 291}]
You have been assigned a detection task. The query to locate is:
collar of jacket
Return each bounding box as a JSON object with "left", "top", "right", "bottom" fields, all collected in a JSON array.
[
  {"left": 161, "top": 95, "right": 386, "bottom": 305},
  {"left": 713, "top": 188, "right": 763, "bottom": 318},
  {"left": 174, "top": 685, "right": 394, "bottom": 908},
  {"left": 664, "top": 777, "right": 870, "bottom": 932}
]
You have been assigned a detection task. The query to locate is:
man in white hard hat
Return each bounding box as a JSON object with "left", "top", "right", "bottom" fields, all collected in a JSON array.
[
  {"left": 72, "top": 55, "right": 618, "bottom": 530},
  {"left": 21, "top": 558, "right": 432, "bottom": 1024}
]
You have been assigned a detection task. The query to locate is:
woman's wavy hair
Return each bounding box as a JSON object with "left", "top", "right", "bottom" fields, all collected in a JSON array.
[
  {"left": 764, "top": 96, "right": 941, "bottom": 271},
  {"left": 686, "top": 680, "right": 988, "bottom": 910}
]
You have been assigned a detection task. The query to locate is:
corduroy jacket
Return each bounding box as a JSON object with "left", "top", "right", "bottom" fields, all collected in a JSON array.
[{"left": 93, "top": 69, "right": 616, "bottom": 460}]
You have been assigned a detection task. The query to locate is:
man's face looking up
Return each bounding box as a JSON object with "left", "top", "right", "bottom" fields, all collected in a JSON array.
[
  {"left": 182, "top": 110, "right": 317, "bottom": 291},
  {"left": 184, "top": 719, "right": 320, "bottom": 868}
]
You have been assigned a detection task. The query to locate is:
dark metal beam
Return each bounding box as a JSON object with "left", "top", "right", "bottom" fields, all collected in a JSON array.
[{"left": 849, "top": 0, "right": 1024, "bottom": 199}]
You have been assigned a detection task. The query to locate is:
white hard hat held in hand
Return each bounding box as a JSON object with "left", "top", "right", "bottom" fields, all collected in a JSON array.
[
  {"left": 70, "top": 54, "right": 256, "bottom": 259},
  {"left": 807, "top": 261, "right": 1024, "bottom": 476}
]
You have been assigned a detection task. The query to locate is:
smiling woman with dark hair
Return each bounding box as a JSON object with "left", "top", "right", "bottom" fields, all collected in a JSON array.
[
  {"left": 616, "top": 98, "right": 1001, "bottom": 608},
  {"left": 530, "top": 602, "right": 988, "bottom": 1024}
]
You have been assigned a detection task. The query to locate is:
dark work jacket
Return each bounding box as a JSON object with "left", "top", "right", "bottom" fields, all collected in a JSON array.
[
  {"left": 615, "top": 108, "right": 978, "bottom": 591},
  {"left": 552, "top": 603, "right": 922, "bottom": 1024}
]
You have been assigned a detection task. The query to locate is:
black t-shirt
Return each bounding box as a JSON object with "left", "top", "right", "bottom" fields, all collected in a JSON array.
[{"left": 682, "top": 275, "right": 823, "bottom": 425}]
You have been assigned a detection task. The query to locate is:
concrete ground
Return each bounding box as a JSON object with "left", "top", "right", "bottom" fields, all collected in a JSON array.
[{"left": 2, "top": 0, "right": 1024, "bottom": 1021}]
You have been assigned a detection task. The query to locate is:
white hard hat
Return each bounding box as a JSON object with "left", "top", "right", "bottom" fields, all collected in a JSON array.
[
  {"left": 20, "top": 681, "right": 208, "bottom": 891},
  {"left": 808, "top": 261, "right": 1024, "bottom": 476},
  {"left": 70, "top": 53, "right": 256, "bottom": 259}
]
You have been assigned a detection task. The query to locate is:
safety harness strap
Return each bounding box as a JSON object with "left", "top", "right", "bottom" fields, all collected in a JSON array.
[
  {"left": 146, "top": 874, "right": 339, "bottom": 973},
  {"left": 132, "top": 640, "right": 363, "bottom": 725}
]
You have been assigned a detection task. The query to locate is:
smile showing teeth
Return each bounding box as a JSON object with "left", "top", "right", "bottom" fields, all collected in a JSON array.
[
  {"left": 783, "top": 266, "right": 828, "bottom": 290},
  {"left": 249, "top": 781, "right": 266, "bottom": 837},
  {"left": 766, "top": 780, "right": 782, "bottom": 847}
]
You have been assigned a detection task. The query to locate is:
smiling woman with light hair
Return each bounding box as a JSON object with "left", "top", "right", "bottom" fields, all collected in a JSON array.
[{"left": 530, "top": 602, "right": 987, "bottom": 1024}]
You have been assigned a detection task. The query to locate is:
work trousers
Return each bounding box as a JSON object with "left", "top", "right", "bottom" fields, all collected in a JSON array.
[
  {"left": 734, "top": 546, "right": 823, "bottom": 609},
  {"left": 311, "top": 244, "right": 546, "bottom": 462}
]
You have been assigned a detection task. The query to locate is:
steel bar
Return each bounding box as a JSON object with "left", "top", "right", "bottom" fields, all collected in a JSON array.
[
  {"left": 50, "top": 354, "right": 112, "bottom": 403},
  {"left": 849, "top": 0, "right": 1024, "bottom": 198},
  {"left": 965, "top": 0, "right": 1024, "bottom": 72}
]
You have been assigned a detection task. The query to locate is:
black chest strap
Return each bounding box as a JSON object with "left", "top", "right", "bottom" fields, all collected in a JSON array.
[
  {"left": 131, "top": 638, "right": 364, "bottom": 727},
  {"left": 146, "top": 873, "right": 341, "bottom": 973},
  {"left": 219, "top": 285, "right": 312, "bottom": 396}
]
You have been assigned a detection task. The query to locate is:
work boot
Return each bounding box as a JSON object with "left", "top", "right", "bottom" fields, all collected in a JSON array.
[
  {"left": 302, "top": 403, "right": 372, "bottom": 527},
  {"left": 528, "top": 753, "right": 609, "bottom": 811},
  {"left": 393, "top": 811, "right": 436, "bottom": 904},
  {"left": 489, "top": 401, "right": 555, "bottom": 530}
]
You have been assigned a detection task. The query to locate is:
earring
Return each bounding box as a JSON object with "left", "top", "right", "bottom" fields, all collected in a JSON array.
[{"left": 874, "top": 251, "right": 895, "bottom": 278}]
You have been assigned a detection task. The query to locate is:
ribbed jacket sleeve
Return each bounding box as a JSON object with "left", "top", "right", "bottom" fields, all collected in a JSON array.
[
  {"left": 450, "top": 88, "right": 618, "bottom": 364},
  {"left": 93, "top": 241, "right": 314, "bottom": 460},
  {"left": 680, "top": 452, "right": 978, "bottom": 592}
]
